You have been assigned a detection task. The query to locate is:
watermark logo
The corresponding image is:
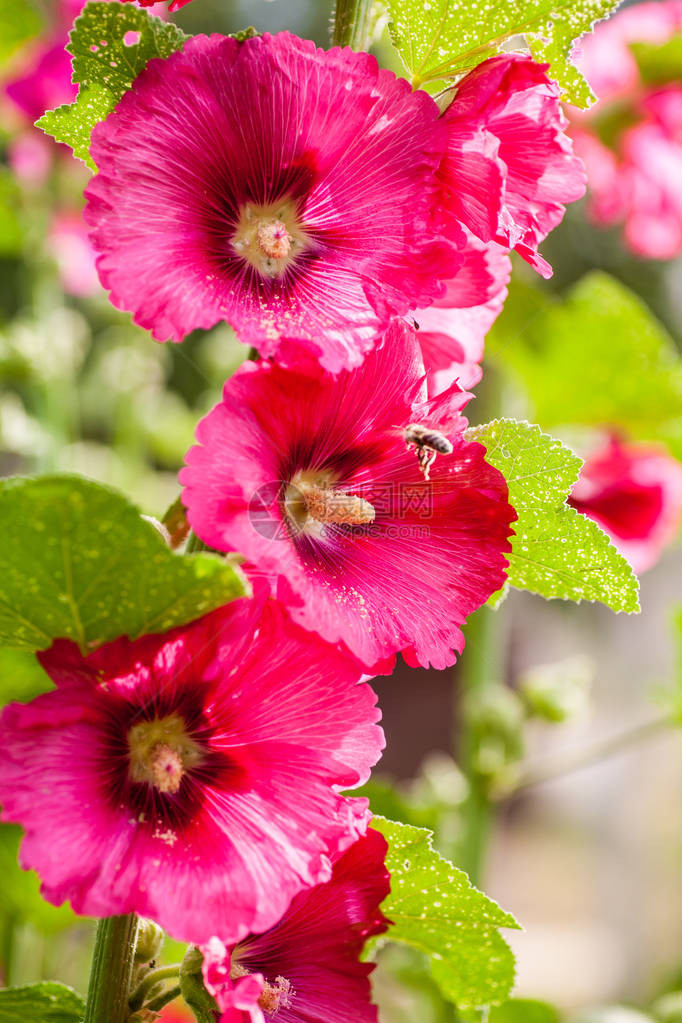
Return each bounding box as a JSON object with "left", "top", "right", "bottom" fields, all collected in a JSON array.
[
  {"left": 248, "top": 481, "right": 292, "bottom": 540},
  {"left": 247, "top": 480, "right": 433, "bottom": 540}
]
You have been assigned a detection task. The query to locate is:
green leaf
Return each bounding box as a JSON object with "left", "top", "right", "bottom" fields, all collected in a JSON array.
[
  {"left": 518, "top": 655, "right": 593, "bottom": 723},
  {"left": 69, "top": 1, "right": 187, "bottom": 100},
  {"left": 490, "top": 999, "right": 561, "bottom": 1023},
  {"left": 0, "top": 168, "right": 22, "bottom": 255},
  {"left": 0, "top": 825, "right": 76, "bottom": 933},
  {"left": 631, "top": 35, "right": 682, "bottom": 87},
  {"left": 467, "top": 420, "right": 640, "bottom": 613},
  {"left": 374, "top": 944, "right": 464, "bottom": 1023},
  {"left": 230, "top": 26, "right": 260, "bottom": 43},
  {"left": 0, "top": 475, "right": 248, "bottom": 653},
  {"left": 0, "top": 983, "right": 84, "bottom": 1023},
  {"left": 652, "top": 990, "right": 682, "bottom": 1023},
  {"left": 527, "top": 0, "right": 622, "bottom": 107},
  {"left": 373, "top": 816, "right": 520, "bottom": 1010},
  {"left": 37, "top": 84, "right": 116, "bottom": 171},
  {"left": 488, "top": 273, "right": 682, "bottom": 462},
  {"left": 385, "top": 0, "right": 622, "bottom": 102},
  {"left": 0, "top": 0, "right": 43, "bottom": 66},
  {"left": 39, "top": 1, "right": 187, "bottom": 165},
  {"left": 0, "top": 648, "right": 53, "bottom": 705}
]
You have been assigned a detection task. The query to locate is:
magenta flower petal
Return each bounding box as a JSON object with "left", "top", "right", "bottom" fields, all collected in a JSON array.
[
  {"left": 181, "top": 320, "right": 515, "bottom": 670},
  {"left": 569, "top": 435, "right": 682, "bottom": 573},
  {"left": 575, "top": 85, "right": 682, "bottom": 261},
  {"left": 4, "top": 1, "right": 167, "bottom": 127},
  {"left": 202, "top": 940, "right": 266, "bottom": 1023},
  {"left": 414, "top": 233, "right": 511, "bottom": 395},
  {"left": 8, "top": 131, "right": 53, "bottom": 187},
  {"left": 0, "top": 590, "right": 383, "bottom": 943},
  {"left": 440, "top": 54, "right": 586, "bottom": 276},
  {"left": 620, "top": 104, "right": 682, "bottom": 260},
  {"left": 49, "top": 211, "right": 100, "bottom": 297},
  {"left": 568, "top": 129, "right": 626, "bottom": 228},
  {"left": 203, "top": 828, "right": 390, "bottom": 1023},
  {"left": 5, "top": 39, "right": 76, "bottom": 123},
  {"left": 568, "top": 1, "right": 682, "bottom": 260},
  {"left": 437, "top": 123, "right": 505, "bottom": 243},
  {"left": 84, "top": 32, "right": 460, "bottom": 372}
]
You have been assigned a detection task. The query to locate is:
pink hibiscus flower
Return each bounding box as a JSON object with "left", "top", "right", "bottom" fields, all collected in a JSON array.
[
  {"left": 0, "top": 589, "right": 383, "bottom": 944},
  {"left": 3, "top": 0, "right": 166, "bottom": 128},
  {"left": 180, "top": 319, "right": 515, "bottom": 671},
  {"left": 7, "top": 131, "right": 53, "bottom": 186},
  {"left": 569, "top": 1, "right": 682, "bottom": 259},
  {"left": 574, "top": 0, "right": 682, "bottom": 104},
  {"left": 413, "top": 233, "right": 511, "bottom": 395},
  {"left": 49, "top": 211, "right": 100, "bottom": 296},
  {"left": 83, "top": 31, "right": 461, "bottom": 372},
  {"left": 438, "top": 53, "right": 586, "bottom": 278},
  {"left": 572, "top": 84, "right": 682, "bottom": 260},
  {"left": 569, "top": 435, "right": 682, "bottom": 573},
  {"left": 5, "top": 40, "right": 77, "bottom": 124},
  {"left": 201, "top": 828, "right": 390, "bottom": 1023}
]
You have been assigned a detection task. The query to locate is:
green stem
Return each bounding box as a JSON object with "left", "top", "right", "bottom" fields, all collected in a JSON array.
[
  {"left": 331, "top": 0, "right": 373, "bottom": 49},
  {"left": 455, "top": 366, "right": 505, "bottom": 886},
  {"left": 146, "top": 985, "right": 183, "bottom": 1012},
  {"left": 129, "top": 964, "right": 182, "bottom": 1011},
  {"left": 503, "top": 716, "right": 669, "bottom": 797},
  {"left": 1, "top": 916, "right": 16, "bottom": 987},
  {"left": 456, "top": 606, "right": 501, "bottom": 885},
  {"left": 185, "top": 530, "right": 208, "bottom": 553},
  {"left": 83, "top": 915, "right": 139, "bottom": 1023}
]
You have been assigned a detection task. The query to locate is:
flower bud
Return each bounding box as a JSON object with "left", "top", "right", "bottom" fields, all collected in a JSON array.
[
  {"left": 519, "top": 656, "right": 593, "bottom": 724},
  {"left": 134, "top": 918, "right": 165, "bottom": 964}
]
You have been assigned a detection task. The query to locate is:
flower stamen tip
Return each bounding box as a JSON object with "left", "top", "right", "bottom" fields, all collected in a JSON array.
[
  {"left": 127, "top": 714, "right": 203, "bottom": 794},
  {"left": 286, "top": 474, "right": 375, "bottom": 531},
  {"left": 258, "top": 975, "right": 294, "bottom": 1014},
  {"left": 303, "top": 482, "right": 375, "bottom": 526},
  {"left": 257, "top": 219, "right": 291, "bottom": 260},
  {"left": 149, "top": 743, "right": 184, "bottom": 794},
  {"left": 232, "top": 199, "right": 309, "bottom": 278}
]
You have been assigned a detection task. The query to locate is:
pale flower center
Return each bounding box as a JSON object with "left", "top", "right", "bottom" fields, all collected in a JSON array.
[
  {"left": 285, "top": 471, "right": 375, "bottom": 537},
  {"left": 257, "top": 220, "right": 291, "bottom": 260},
  {"left": 127, "top": 713, "right": 204, "bottom": 794},
  {"left": 231, "top": 198, "right": 310, "bottom": 278}
]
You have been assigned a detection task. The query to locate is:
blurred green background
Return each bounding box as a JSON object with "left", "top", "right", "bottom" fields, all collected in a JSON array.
[{"left": 1, "top": 2, "right": 682, "bottom": 1022}]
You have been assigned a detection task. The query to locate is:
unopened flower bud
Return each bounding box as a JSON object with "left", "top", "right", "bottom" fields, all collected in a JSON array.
[{"left": 134, "top": 918, "right": 165, "bottom": 964}]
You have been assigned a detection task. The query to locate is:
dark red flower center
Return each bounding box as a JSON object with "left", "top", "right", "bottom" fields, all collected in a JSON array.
[{"left": 99, "top": 690, "right": 244, "bottom": 836}]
